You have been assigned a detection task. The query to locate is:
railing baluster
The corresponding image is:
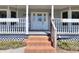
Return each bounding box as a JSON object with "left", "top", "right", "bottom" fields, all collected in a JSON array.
[
  {"left": 0, "top": 18, "right": 26, "bottom": 34},
  {"left": 54, "top": 18, "right": 79, "bottom": 34}
]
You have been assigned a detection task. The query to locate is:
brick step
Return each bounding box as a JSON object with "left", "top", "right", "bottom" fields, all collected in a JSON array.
[
  {"left": 24, "top": 46, "right": 55, "bottom": 53},
  {"left": 26, "top": 40, "right": 51, "bottom": 45},
  {"left": 23, "top": 40, "right": 51, "bottom": 46},
  {"left": 26, "top": 40, "right": 51, "bottom": 46},
  {"left": 24, "top": 38, "right": 49, "bottom": 41},
  {"left": 24, "top": 35, "right": 55, "bottom": 53},
  {"left": 28, "top": 36, "right": 49, "bottom": 40}
]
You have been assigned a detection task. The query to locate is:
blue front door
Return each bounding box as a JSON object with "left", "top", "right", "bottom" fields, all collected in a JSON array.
[{"left": 31, "top": 12, "right": 49, "bottom": 30}]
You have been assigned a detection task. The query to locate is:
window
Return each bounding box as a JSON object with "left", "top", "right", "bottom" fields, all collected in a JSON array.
[
  {"left": 72, "top": 11, "right": 79, "bottom": 19},
  {"left": 62, "top": 11, "right": 68, "bottom": 19},
  {"left": 11, "top": 11, "right": 16, "bottom": 18},
  {"left": 0, "top": 11, "right": 7, "bottom": 18}
]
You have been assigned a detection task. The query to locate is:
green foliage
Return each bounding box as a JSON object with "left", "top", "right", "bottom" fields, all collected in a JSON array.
[
  {"left": 58, "top": 40, "right": 79, "bottom": 51},
  {"left": 0, "top": 41, "right": 25, "bottom": 50}
]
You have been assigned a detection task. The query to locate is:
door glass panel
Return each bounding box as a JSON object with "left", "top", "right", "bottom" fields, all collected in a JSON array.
[
  {"left": 44, "top": 14, "right": 46, "bottom": 22},
  {"left": 33, "top": 13, "right": 35, "bottom": 16},
  {"left": 37, "top": 14, "right": 42, "bottom": 22}
]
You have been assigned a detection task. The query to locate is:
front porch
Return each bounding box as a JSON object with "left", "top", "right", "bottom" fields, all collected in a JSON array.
[
  {"left": 0, "top": 5, "right": 26, "bottom": 34},
  {"left": 54, "top": 5, "right": 79, "bottom": 35}
]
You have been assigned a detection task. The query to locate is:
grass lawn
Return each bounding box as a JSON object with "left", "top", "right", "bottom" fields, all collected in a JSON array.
[
  {"left": 57, "top": 40, "right": 79, "bottom": 51},
  {"left": 0, "top": 41, "right": 25, "bottom": 50}
]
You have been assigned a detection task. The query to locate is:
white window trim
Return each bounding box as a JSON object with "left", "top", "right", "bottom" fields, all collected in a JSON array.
[
  {"left": 61, "top": 9, "right": 79, "bottom": 19},
  {"left": 71, "top": 10, "right": 79, "bottom": 17},
  {"left": 61, "top": 10, "right": 68, "bottom": 19},
  {"left": 0, "top": 8, "right": 18, "bottom": 18}
]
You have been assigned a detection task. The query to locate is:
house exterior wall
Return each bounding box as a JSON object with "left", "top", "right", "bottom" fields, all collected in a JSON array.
[
  {"left": 18, "top": 9, "right": 26, "bottom": 18},
  {"left": 54, "top": 10, "right": 61, "bottom": 18},
  {"left": 54, "top": 6, "right": 79, "bottom": 18},
  {"left": 54, "top": 7, "right": 69, "bottom": 18},
  {"left": 0, "top": 6, "right": 26, "bottom": 18}
]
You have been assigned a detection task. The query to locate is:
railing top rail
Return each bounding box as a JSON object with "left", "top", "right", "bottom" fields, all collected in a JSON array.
[{"left": 0, "top": 18, "right": 26, "bottom": 22}]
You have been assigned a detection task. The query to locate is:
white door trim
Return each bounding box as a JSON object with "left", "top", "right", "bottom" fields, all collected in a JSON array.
[{"left": 30, "top": 12, "right": 49, "bottom": 30}]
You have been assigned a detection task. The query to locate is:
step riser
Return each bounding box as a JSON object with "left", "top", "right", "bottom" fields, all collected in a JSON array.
[
  {"left": 24, "top": 49, "right": 55, "bottom": 51},
  {"left": 24, "top": 49, "right": 55, "bottom": 53},
  {"left": 25, "top": 51, "right": 55, "bottom": 53},
  {"left": 29, "top": 38, "right": 49, "bottom": 40},
  {"left": 28, "top": 36, "right": 49, "bottom": 40},
  {"left": 26, "top": 44, "right": 51, "bottom": 46},
  {"left": 26, "top": 39, "right": 49, "bottom": 41},
  {"left": 26, "top": 42, "right": 51, "bottom": 44}
]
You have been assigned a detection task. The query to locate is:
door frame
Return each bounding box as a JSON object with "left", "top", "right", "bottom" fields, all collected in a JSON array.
[{"left": 30, "top": 12, "right": 50, "bottom": 31}]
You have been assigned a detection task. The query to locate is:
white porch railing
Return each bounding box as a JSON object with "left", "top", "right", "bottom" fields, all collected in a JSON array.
[
  {"left": 51, "top": 19, "right": 57, "bottom": 48},
  {"left": 0, "top": 18, "right": 26, "bottom": 34},
  {"left": 54, "top": 18, "right": 79, "bottom": 34}
]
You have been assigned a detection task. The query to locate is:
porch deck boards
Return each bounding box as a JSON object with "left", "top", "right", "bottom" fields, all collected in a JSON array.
[{"left": 29, "top": 31, "right": 50, "bottom": 35}]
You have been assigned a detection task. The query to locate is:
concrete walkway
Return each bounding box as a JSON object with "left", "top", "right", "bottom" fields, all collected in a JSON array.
[
  {"left": 0, "top": 47, "right": 79, "bottom": 53},
  {"left": 0, "top": 47, "right": 25, "bottom": 53}
]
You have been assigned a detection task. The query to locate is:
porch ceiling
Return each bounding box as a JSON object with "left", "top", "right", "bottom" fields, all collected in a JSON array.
[
  {"left": 0, "top": 5, "right": 26, "bottom": 9},
  {"left": 54, "top": 5, "right": 79, "bottom": 10},
  {"left": 10, "top": 5, "right": 26, "bottom": 9},
  {"left": 29, "top": 5, "right": 51, "bottom": 9}
]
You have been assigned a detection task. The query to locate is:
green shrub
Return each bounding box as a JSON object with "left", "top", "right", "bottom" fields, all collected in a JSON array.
[
  {"left": 58, "top": 40, "right": 79, "bottom": 51},
  {"left": 0, "top": 41, "right": 25, "bottom": 50}
]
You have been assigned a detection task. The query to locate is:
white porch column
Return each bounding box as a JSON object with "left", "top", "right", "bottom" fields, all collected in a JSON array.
[
  {"left": 68, "top": 6, "right": 72, "bottom": 33},
  {"left": 51, "top": 5, "right": 57, "bottom": 49},
  {"left": 68, "top": 6, "right": 72, "bottom": 19},
  {"left": 7, "top": 5, "right": 10, "bottom": 18},
  {"left": 17, "top": 6, "right": 18, "bottom": 18},
  {"left": 26, "top": 5, "right": 29, "bottom": 34},
  {"left": 7, "top": 6, "right": 11, "bottom": 33},
  {"left": 51, "top": 5, "right": 54, "bottom": 20}
]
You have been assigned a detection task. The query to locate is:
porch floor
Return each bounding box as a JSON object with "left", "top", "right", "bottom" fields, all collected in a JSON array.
[{"left": 29, "top": 31, "right": 50, "bottom": 35}]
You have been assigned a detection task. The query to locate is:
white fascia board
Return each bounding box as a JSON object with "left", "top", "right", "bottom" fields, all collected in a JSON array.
[{"left": 0, "top": 0, "right": 79, "bottom": 5}]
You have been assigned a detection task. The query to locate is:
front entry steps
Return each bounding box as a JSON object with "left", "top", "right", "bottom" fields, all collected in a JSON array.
[{"left": 24, "top": 36, "right": 56, "bottom": 53}]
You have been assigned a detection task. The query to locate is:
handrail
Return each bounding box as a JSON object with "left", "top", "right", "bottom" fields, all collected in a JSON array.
[{"left": 51, "top": 19, "right": 57, "bottom": 49}]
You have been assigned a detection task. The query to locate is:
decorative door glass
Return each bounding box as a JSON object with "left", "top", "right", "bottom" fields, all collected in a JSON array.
[
  {"left": 37, "top": 14, "right": 42, "bottom": 22},
  {"left": 44, "top": 14, "right": 46, "bottom": 22}
]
